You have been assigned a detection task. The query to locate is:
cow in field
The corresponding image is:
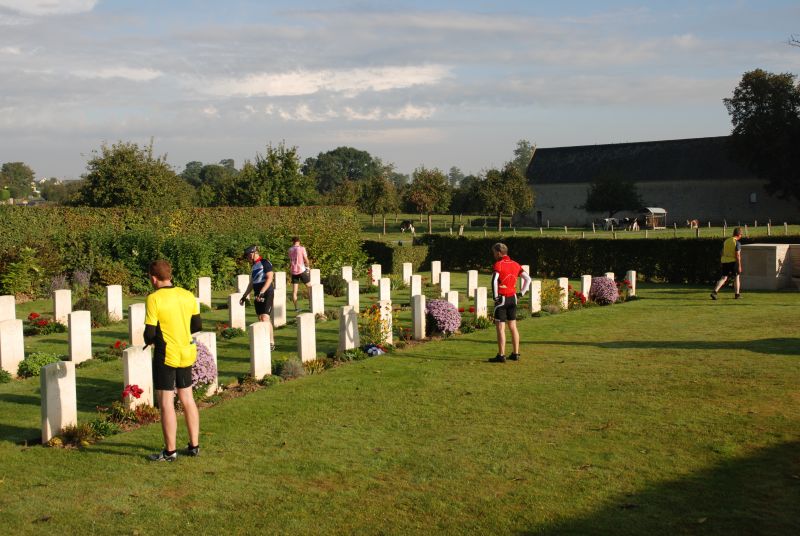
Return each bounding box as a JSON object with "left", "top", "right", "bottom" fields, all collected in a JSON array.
[
  {"left": 686, "top": 219, "right": 699, "bottom": 229},
  {"left": 400, "top": 220, "right": 415, "bottom": 234}
]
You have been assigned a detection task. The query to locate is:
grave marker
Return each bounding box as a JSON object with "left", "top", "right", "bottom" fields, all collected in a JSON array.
[
  {"left": 310, "top": 284, "right": 325, "bottom": 315},
  {"left": 341, "top": 266, "right": 353, "bottom": 282},
  {"left": 296, "top": 313, "right": 317, "bottom": 362},
  {"left": 467, "top": 270, "right": 478, "bottom": 299},
  {"left": 229, "top": 293, "right": 246, "bottom": 329},
  {"left": 446, "top": 290, "right": 459, "bottom": 309},
  {"left": 122, "top": 345, "right": 154, "bottom": 409},
  {"left": 198, "top": 277, "right": 212, "bottom": 308},
  {"left": 68, "top": 311, "right": 92, "bottom": 364},
  {"left": 410, "top": 275, "right": 422, "bottom": 299},
  {"left": 530, "top": 280, "right": 542, "bottom": 313},
  {"left": 412, "top": 294, "right": 426, "bottom": 340},
  {"left": 402, "top": 263, "right": 413, "bottom": 284},
  {"left": 580, "top": 275, "right": 592, "bottom": 296},
  {"left": 626, "top": 270, "right": 637, "bottom": 297},
  {"left": 347, "top": 280, "right": 360, "bottom": 310},
  {"left": 274, "top": 271, "right": 287, "bottom": 291},
  {"left": 249, "top": 321, "right": 272, "bottom": 380},
  {"left": 439, "top": 272, "right": 451, "bottom": 297},
  {"left": 236, "top": 274, "right": 250, "bottom": 294},
  {"left": 338, "top": 306, "right": 360, "bottom": 353},
  {"left": 53, "top": 289, "right": 71, "bottom": 325},
  {"left": 379, "top": 278, "right": 391, "bottom": 302},
  {"left": 310, "top": 269, "right": 321, "bottom": 286},
  {"left": 605, "top": 272, "right": 615, "bottom": 281},
  {"left": 431, "top": 261, "right": 441, "bottom": 285},
  {"left": 0, "top": 295, "right": 16, "bottom": 322},
  {"left": 273, "top": 286, "right": 287, "bottom": 327},
  {"left": 0, "top": 319, "right": 24, "bottom": 375},
  {"left": 106, "top": 285, "right": 123, "bottom": 322},
  {"left": 370, "top": 264, "right": 382, "bottom": 286},
  {"left": 379, "top": 300, "right": 393, "bottom": 345},
  {"left": 474, "top": 287, "right": 488, "bottom": 319},
  {"left": 129, "top": 303, "right": 146, "bottom": 346},
  {"left": 557, "top": 278, "right": 569, "bottom": 309},
  {"left": 40, "top": 361, "right": 77, "bottom": 444}
]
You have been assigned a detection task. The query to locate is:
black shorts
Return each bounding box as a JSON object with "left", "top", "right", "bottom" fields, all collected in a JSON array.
[
  {"left": 720, "top": 262, "right": 738, "bottom": 278},
  {"left": 153, "top": 355, "right": 193, "bottom": 391},
  {"left": 291, "top": 270, "right": 311, "bottom": 284},
  {"left": 254, "top": 288, "right": 274, "bottom": 316},
  {"left": 493, "top": 294, "right": 517, "bottom": 323}
]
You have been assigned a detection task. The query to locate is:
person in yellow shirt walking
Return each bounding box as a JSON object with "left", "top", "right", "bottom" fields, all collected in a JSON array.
[
  {"left": 144, "top": 260, "right": 203, "bottom": 462},
  {"left": 711, "top": 227, "right": 743, "bottom": 300}
]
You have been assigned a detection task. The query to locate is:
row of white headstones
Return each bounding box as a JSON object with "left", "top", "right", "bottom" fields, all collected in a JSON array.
[{"left": 0, "top": 263, "right": 637, "bottom": 443}]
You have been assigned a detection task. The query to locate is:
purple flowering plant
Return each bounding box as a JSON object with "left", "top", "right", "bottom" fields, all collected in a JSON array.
[
  {"left": 588, "top": 277, "right": 619, "bottom": 305},
  {"left": 192, "top": 341, "right": 217, "bottom": 388},
  {"left": 425, "top": 299, "right": 461, "bottom": 335}
]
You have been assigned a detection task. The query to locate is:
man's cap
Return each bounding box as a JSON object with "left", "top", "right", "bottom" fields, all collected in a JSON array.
[{"left": 244, "top": 245, "right": 258, "bottom": 255}]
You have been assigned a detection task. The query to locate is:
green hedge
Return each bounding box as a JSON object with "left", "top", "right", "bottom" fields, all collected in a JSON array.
[
  {"left": 362, "top": 241, "right": 430, "bottom": 274},
  {"left": 0, "top": 206, "right": 366, "bottom": 296},
  {"left": 412, "top": 235, "right": 800, "bottom": 283}
]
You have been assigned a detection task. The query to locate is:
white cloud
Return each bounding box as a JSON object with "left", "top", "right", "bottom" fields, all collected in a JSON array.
[
  {"left": 73, "top": 67, "right": 162, "bottom": 82},
  {"left": 0, "top": 0, "right": 97, "bottom": 16},
  {"left": 0, "top": 45, "right": 21, "bottom": 54},
  {"left": 387, "top": 104, "right": 435, "bottom": 120},
  {"left": 202, "top": 105, "right": 219, "bottom": 118},
  {"left": 334, "top": 127, "right": 444, "bottom": 145},
  {"left": 277, "top": 104, "right": 336, "bottom": 122},
  {"left": 203, "top": 65, "right": 451, "bottom": 98},
  {"left": 342, "top": 107, "right": 382, "bottom": 121}
]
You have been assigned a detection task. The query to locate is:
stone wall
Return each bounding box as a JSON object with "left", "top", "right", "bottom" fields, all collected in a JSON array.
[{"left": 527, "top": 179, "right": 799, "bottom": 227}]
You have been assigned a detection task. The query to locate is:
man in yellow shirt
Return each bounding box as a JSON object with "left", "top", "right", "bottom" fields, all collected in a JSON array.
[
  {"left": 144, "top": 260, "right": 203, "bottom": 462},
  {"left": 711, "top": 227, "right": 743, "bottom": 300}
]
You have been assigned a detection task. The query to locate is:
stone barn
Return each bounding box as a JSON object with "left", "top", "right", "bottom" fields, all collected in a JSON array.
[{"left": 524, "top": 136, "right": 798, "bottom": 227}]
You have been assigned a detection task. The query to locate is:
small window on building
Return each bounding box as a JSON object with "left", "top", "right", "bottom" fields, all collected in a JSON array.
[{"left": 749, "top": 193, "right": 757, "bottom": 203}]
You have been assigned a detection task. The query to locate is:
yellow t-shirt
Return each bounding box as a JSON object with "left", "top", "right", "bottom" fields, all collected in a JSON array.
[
  {"left": 145, "top": 286, "right": 199, "bottom": 368},
  {"left": 720, "top": 237, "right": 739, "bottom": 264}
]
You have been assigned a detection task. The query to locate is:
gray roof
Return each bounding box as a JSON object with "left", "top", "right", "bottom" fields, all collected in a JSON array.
[{"left": 526, "top": 136, "right": 757, "bottom": 184}]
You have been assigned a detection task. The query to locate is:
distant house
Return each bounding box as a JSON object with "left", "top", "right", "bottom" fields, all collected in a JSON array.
[{"left": 524, "top": 136, "right": 798, "bottom": 227}]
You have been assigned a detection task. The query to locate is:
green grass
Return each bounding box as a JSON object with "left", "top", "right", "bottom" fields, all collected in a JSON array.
[
  {"left": 1, "top": 283, "right": 799, "bottom": 535},
  {"left": 361, "top": 212, "right": 800, "bottom": 242}
]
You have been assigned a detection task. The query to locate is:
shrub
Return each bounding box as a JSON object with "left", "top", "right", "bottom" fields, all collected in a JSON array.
[
  {"left": 0, "top": 369, "right": 12, "bottom": 383},
  {"left": 92, "top": 257, "right": 131, "bottom": 289},
  {"left": 73, "top": 296, "right": 110, "bottom": 327},
  {"left": 324, "top": 308, "right": 340, "bottom": 320},
  {"left": 425, "top": 299, "right": 461, "bottom": 336},
  {"left": 303, "top": 359, "right": 326, "bottom": 375},
  {"left": 192, "top": 341, "right": 217, "bottom": 388},
  {"left": 216, "top": 323, "right": 246, "bottom": 339},
  {"left": 54, "top": 423, "right": 97, "bottom": 448},
  {"left": 94, "top": 340, "right": 129, "bottom": 362},
  {"left": 568, "top": 290, "right": 588, "bottom": 309},
  {"left": 338, "top": 348, "right": 369, "bottom": 361},
  {"left": 260, "top": 375, "right": 282, "bottom": 387},
  {"left": 323, "top": 273, "right": 347, "bottom": 297},
  {"left": 18, "top": 352, "right": 62, "bottom": 378},
  {"left": 23, "top": 312, "right": 66, "bottom": 336},
  {"left": 543, "top": 304, "right": 562, "bottom": 315},
  {"left": 540, "top": 280, "right": 565, "bottom": 310},
  {"left": 360, "top": 302, "right": 392, "bottom": 346},
  {"left": 88, "top": 418, "right": 121, "bottom": 439},
  {"left": 589, "top": 277, "right": 619, "bottom": 305},
  {"left": 473, "top": 316, "right": 493, "bottom": 330},
  {"left": 279, "top": 358, "right": 306, "bottom": 380}
]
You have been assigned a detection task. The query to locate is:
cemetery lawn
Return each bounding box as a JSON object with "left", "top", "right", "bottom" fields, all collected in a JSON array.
[{"left": 1, "top": 285, "right": 799, "bottom": 535}]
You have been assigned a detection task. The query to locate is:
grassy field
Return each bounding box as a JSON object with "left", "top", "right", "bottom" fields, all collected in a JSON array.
[
  {"left": 1, "top": 281, "right": 799, "bottom": 535},
  {"left": 360, "top": 213, "right": 800, "bottom": 242}
]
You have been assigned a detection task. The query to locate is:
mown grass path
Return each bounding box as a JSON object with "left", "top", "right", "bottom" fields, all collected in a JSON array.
[{"left": 1, "top": 285, "right": 798, "bottom": 535}]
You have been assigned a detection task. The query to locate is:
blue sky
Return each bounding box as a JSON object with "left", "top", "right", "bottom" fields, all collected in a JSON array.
[{"left": 1, "top": 0, "right": 798, "bottom": 179}]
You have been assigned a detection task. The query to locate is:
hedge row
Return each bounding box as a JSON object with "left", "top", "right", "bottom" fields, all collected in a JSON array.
[
  {"left": 0, "top": 206, "right": 366, "bottom": 297},
  {"left": 407, "top": 235, "right": 800, "bottom": 283},
  {"left": 362, "top": 241, "right": 430, "bottom": 275}
]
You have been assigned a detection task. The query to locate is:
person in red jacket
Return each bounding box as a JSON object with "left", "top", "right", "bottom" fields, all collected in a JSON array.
[{"left": 488, "top": 243, "right": 531, "bottom": 363}]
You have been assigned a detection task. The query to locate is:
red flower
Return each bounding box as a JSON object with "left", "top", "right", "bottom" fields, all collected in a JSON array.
[
  {"left": 28, "top": 312, "right": 41, "bottom": 320},
  {"left": 458, "top": 307, "right": 465, "bottom": 312},
  {"left": 114, "top": 340, "right": 122, "bottom": 349},
  {"left": 568, "top": 285, "right": 573, "bottom": 290},
  {"left": 36, "top": 319, "right": 48, "bottom": 326},
  {"left": 623, "top": 279, "right": 630, "bottom": 285},
  {"left": 122, "top": 384, "right": 143, "bottom": 399},
  {"left": 468, "top": 306, "right": 475, "bottom": 313}
]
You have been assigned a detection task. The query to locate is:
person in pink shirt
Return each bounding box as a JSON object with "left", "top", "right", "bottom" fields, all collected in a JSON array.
[{"left": 288, "top": 237, "right": 312, "bottom": 311}]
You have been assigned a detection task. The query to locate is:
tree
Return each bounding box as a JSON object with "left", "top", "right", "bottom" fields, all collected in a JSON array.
[
  {"left": 584, "top": 176, "right": 643, "bottom": 218},
  {"left": 448, "top": 166, "right": 465, "bottom": 188},
  {"left": 302, "top": 146, "right": 381, "bottom": 194},
  {"left": 407, "top": 167, "right": 451, "bottom": 233},
  {"left": 511, "top": 139, "right": 536, "bottom": 176},
  {"left": 477, "top": 164, "right": 534, "bottom": 232},
  {"left": 181, "top": 161, "right": 204, "bottom": 187},
  {"left": 75, "top": 141, "right": 193, "bottom": 209},
  {"left": 358, "top": 175, "right": 400, "bottom": 232},
  {"left": 0, "top": 162, "right": 35, "bottom": 198},
  {"left": 39, "top": 178, "right": 83, "bottom": 205},
  {"left": 724, "top": 69, "right": 800, "bottom": 202}
]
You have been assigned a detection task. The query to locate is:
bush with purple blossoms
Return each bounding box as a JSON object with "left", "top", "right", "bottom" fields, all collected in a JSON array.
[
  {"left": 192, "top": 340, "right": 217, "bottom": 388},
  {"left": 425, "top": 299, "right": 461, "bottom": 336},
  {"left": 588, "top": 277, "right": 619, "bottom": 305}
]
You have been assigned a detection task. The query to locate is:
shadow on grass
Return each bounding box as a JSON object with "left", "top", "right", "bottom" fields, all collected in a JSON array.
[
  {"left": 522, "top": 440, "right": 800, "bottom": 536},
  {"left": 539, "top": 338, "right": 800, "bottom": 357},
  {"left": 75, "top": 376, "right": 122, "bottom": 412},
  {"left": 0, "top": 393, "right": 40, "bottom": 406},
  {"left": 0, "top": 423, "right": 40, "bottom": 444}
]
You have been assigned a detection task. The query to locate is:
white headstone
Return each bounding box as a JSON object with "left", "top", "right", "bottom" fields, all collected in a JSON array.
[
  {"left": 467, "top": 270, "right": 478, "bottom": 299},
  {"left": 431, "top": 261, "right": 441, "bottom": 285},
  {"left": 198, "top": 277, "right": 212, "bottom": 307},
  {"left": 193, "top": 331, "right": 218, "bottom": 395},
  {"left": 379, "top": 300, "right": 393, "bottom": 345},
  {"left": 530, "top": 280, "right": 542, "bottom": 313},
  {"left": 521, "top": 265, "right": 531, "bottom": 276},
  {"left": 412, "top": 294, "right": 426, "bottom": 340},
  {"left": 310, "top": 268, "right": 321, "bottom": 286},
  {"left": 122, "top": 345, "right": 154, "bottom": 409},
  {"left": 40, "top": 361, "right": 77, "bottom": 443},
  {"left": 626, "top": 270, "right": 637, "bottom": 297},
  {"left": 341, "top": 266, "right": 353, "bottom": 282},
  {"left": 410, "top": 275, "right": 422, "bottom": 299},
  {"left": 53, "top": 289, "right": 71, "bottom": 325},
  {"left": 370, "top": 264, "right": 382, "bottom": 286},
  {"left": 379, "top": 278, "right": 391, "bottom": 302},
  {"left": 557, "top": 278, "right": 569, "bottom": 309},
  {"left": 274, "top": 271, "right": 287, "bottom": 290},
  {"left": 338, "top": 305, "right": 360, "bottom": 353},
  {"left": 229, "top": 293, "right": 246, "bottom": 329},
  {"left": 296, "top": 313, "right": 317, "bottom": 362},
  {"left": 402, "top": 263, "right": 413, "bottom": 284},
  {"left": 347, "top": 280, "right": 360, "bottom": 310},
  {"left": 249, "top": 321, "right": 272, "bottom": 380},
  {"left": 129, "top": 303, "right": 146, "bottom": 346},
  {"left": 474, "top": 287, "right": 488, "bottom": 319},
  {"left": 605, "top": 272, "right": 615, "bottom": 281},
  {"left": 580, "top": 275, "right": 592, "bottom": 297},
  {"left": 273, "top": 285, "right": 287, "bottom": 328},
  {"left": 106, "top": 285, "right": 123, "bottom": 322},
  {"left": 236, "top": 274, "right": 250, "bottom": 294},
  {"left": 446, "top": 290, "right": 459, "bottom": 309},
  {"left": 439, "top": 272, "right": 451, "bottom": 297},
  {"left": 68, "top": 310, "right": 92, "bottom": 364},
  {"left": 0, "top": 319, "right": 24, "bottom": 375},
  {"left": 0, "top": 295, "right": 16, "bottom": 322},
  {"left": 310, "top": 284, "right": 325, "bottom": 315}
]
